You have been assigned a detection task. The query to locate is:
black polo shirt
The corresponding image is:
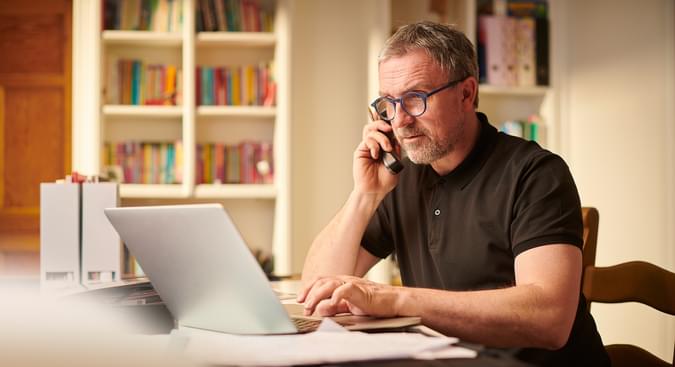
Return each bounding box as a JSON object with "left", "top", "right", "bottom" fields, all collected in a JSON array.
[{"left": 361, "top": 113, "right": 609, "bottom": 367}]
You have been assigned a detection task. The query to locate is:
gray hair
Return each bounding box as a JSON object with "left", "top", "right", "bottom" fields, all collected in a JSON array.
[{"left": 379, "top": 21, "right": 479, "bottom": 107}]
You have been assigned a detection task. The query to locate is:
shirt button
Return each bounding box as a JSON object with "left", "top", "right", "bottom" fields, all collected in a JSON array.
[{"left": 434, "top": 209, "right": 441, "bottom": 216}]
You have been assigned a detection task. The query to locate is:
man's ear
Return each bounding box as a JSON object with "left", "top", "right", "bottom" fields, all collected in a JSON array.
[{"left": 461, "top": 77, "right": 477, "bottom": 111}]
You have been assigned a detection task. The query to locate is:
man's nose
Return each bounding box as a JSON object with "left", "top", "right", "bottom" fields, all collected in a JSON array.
[{"left": 391, "top": 104, "right": 414, "bottom": 129}]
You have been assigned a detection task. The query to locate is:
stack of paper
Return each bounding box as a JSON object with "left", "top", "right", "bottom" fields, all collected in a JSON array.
[{"left": 171, "top": 319, "right": 477, "bottom": 366}]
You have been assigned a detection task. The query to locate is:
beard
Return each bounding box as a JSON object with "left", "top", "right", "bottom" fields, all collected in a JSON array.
[{"left": 394, "top": 118, "right": 464, "bottom": 165}]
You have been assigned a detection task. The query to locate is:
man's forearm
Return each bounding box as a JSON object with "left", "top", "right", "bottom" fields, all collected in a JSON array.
[
  {"left": 301, "top": 190, "right": 382, "bottom": 282},
  {"left": 397, "top": 284, "right": 577, "bottom": 350}
]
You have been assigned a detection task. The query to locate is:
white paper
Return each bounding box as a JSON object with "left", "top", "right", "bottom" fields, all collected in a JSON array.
[
  {"left": 315, "top": 317, "right": 348, "bottom": 332},
  {"left": 173, "top": 320, "right": 473, "bottom": 366},
  {"left": 413, "top": 346, "right": 478, "bottom": 360}
]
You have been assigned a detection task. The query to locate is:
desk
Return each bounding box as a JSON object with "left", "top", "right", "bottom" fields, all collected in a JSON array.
[{"left": 67, "top": 279, "right": 534, "bottom": 367}]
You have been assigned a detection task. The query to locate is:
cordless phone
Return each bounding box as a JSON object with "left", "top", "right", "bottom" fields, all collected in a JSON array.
[{"left": 368, "top": 107, "right": 404, "bottom": 174}]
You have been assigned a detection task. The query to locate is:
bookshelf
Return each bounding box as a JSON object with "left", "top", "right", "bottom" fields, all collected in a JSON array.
[{"left": 72, "top": 0, "right": 293, "bottom": 274}]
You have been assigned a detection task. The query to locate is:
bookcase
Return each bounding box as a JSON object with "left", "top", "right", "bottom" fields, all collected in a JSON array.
[{"left": 72, "top": 0, "right": 293, "bottom": 275}]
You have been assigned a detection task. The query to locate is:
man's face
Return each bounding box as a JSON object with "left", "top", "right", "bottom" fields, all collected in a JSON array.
[{"left": 378, "top": 49, "right": 466, "bottom": 165}]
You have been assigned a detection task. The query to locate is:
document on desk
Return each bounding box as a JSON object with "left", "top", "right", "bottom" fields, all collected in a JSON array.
[{"left": 172, "top": 319, "right": 477, "bottom": 366}]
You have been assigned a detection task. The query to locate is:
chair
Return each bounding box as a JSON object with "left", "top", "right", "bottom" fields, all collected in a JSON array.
[
  {"left": 581, "top": 207, "right": 600, "bottom": 296},
  {"left": 582, "top": 261, "right": 675, "bottom": 367}
]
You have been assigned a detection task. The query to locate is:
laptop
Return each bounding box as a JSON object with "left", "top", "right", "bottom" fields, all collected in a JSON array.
[{"left": 104, "top": 204, "right": 420, "bottom": 335}]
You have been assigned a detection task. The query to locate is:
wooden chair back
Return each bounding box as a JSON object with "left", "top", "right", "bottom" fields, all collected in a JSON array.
[
  {"left": 581, "top": 207, "right": 599, "bottom": 309},
  {"left": 582, "top": 261, "right": 675, "bottom": 367}
]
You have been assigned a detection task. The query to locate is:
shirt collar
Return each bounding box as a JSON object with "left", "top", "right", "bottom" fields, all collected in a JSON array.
[{"left": 422, "top": 112, "right": 498, "bottom": 190}]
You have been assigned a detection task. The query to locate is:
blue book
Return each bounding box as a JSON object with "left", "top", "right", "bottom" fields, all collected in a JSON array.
[
  {"left": 166, "top": 143, "right": 175, "bottom": 183},
  {"left": 131, "top": 61, "right": 140, "bottom": 105},
  {"left": 201, "top": 67, "right": 211, "bottom": 105},
  {"left": 207, "top": 68, "right": 215, "bottom": 106}
]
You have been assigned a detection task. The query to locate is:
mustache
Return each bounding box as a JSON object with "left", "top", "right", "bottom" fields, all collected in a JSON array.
[{"left": 395, "top": 126, "right": 429, "bottom": 139}]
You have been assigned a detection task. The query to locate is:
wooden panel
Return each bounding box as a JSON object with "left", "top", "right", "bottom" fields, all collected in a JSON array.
[
  {"left": 3, "top": 87, "right": 65, "bottom": 208},
  {"left": 0, "top": 0, "right": 71, "bottom": 249},
  {"left": 0, "top": 0, "right": 69, "bottom": 13},
  {"left": 0, "top": 14, "right": 65, "bottom": 74}
]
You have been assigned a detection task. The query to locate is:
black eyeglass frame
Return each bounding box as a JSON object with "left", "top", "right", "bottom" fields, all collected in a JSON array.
[{"left": 370, "top": 76, "right": 467, "bottom": 122}]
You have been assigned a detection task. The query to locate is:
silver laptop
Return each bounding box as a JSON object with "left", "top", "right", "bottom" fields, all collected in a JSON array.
[{"left": 104, "top": 204, "right": 420, "bottom": 335}]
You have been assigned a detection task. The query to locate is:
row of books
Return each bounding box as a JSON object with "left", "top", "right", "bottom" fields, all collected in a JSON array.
[
  {"left": 103, "top": 141, "right": 184, "bottom": 184},
  {"left": 197, "top": 64, "right": 275, "bottom": 106},
  {"left": 103, "top": 140, "right": 274, "bottom": 185},
  {"left": 498, "top": 115, "right": 541, "bottom": 142},
  {"left": 197, "top": 0, "right": 274, "bottom": 32},
  {"left": 103, "top": 0, "right": 183, "bottom": 32},
  {"left": 477, "top": 15, "right": 548, "bottom": 87},
  {"left": 477, "top": 0, "right": 548, "bottom": 18},
  {"left": 106, "top": 60, "right": 182, "bottom": 105},
  {"left": 476, "top": 1, "right": 548, "bottom": 86},
  {"left": 196, "top": 141, "right": 273, "bottom": 184}
]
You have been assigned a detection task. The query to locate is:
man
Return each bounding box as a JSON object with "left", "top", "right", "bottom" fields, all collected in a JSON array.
[{"left": 297, "top": 22, "right": 609, "bottom": 366}]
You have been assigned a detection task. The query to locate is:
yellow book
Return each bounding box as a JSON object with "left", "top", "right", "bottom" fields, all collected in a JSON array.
[
  {"left": 246, "top": 65, "right": 255, "bottom": 106},
  {"left": 165, "top": 64, "right": 176, "bottom": 105},
  {"left": 203, "top": 143, "right": 212, "bottom": 183}
]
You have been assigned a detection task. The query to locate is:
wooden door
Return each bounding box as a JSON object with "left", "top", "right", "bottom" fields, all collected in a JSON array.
[{"left": 0, "top": 0, "right": 71, "bottom": 276}]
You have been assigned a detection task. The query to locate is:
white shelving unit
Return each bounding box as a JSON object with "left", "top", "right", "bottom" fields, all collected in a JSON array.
[
  {"left": 197, "top": 105, "right": 276, "bottom": 117},
  {"left": 72, "top": 0, "right": 293, "bottom": 274},
  {"left": 196, "top": 31, "right": 276, "bottom": 47},
  {"left": 102, "top": 30, "right": 183, "bottom": 46},
  {"left": 194, "top": 184, "right": 276, "bottom": 199},
  {"left": 102, "top": 105, "right": 184, "bottom": 117},
  {"left": 478, "top": 84, "right": 549, "bottom": 97},
  {"left": 120, "top": 184, "right": 188, "bottom": 199}
]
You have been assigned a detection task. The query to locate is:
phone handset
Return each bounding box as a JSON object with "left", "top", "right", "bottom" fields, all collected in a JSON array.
[{"left": 368, "top": 107, "right": 404, "bottom": 174}]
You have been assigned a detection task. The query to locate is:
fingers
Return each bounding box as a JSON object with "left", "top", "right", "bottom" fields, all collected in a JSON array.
[
  {"left": 330, "top": 282, "right": 364, "bottom": 309},
  {"left": 313, "top": 298, "right": 350, "bottom": 317},
  {"left": 300, "top": 277, "right": 345, "bottom": 316},
  {"left": 362, "top": 120, "right": 394, "bottom": 153},
  {"left": 328, "top": 280, "right": 396, "bottom": 317},
  {"left": 296, "top": 278, "right": 317, "bottom": 303}
]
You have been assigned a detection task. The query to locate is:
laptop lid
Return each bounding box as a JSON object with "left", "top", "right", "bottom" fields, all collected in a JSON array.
[{"left": 104, "top": 204, "right": 297, "bottom": 335}]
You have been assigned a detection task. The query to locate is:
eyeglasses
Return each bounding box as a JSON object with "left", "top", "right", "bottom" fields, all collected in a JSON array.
[{"left": 370, "top": 77, "right": 466, "bottom": 122}]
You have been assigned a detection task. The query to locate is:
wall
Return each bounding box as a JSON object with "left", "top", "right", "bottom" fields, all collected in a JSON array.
[
  {"left": 289, "top": 0, "right": 376, "bottom": 271},
  {"left": 559, "top": 0, "right": 675, "bottom": 361}
]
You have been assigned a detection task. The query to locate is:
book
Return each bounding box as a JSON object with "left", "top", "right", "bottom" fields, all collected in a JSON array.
[
  {"left": 104, "top": 0, "right": 182, "bottom": 32},
  {"left": 515, "top": 17, "right": 536, "bottom": 86},
  {"left": 197, "top": 0, "right": 274, "bottom": 32},
  {"left": 479, "top": 15, "right": 517, "bottom": 86},
  {"left": 507, "top": 0, "right": 548, "bottom": 18},
  {"left": 535, "top": 17, "right": 549, "bottom": 86}
]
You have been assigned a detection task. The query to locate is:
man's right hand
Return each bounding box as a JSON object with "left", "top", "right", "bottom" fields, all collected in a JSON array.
[{"left": 354, "top": 119, "right": 400, "bottom": 198}]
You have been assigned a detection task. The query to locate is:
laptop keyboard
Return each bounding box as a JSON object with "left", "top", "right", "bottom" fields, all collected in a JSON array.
[{"left": 292, "top": 317, "right": 322, "bottom": 333}]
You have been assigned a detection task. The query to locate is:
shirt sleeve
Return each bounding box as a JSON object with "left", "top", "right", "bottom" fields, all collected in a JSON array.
[
  {"left": 511, "top": 151, "right": 584, "bottom": 256},
  {"left": 360, "top": 199, "right": 395, "bottom": 259}
]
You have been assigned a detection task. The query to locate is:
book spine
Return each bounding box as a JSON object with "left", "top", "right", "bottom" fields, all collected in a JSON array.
[
  {"left": 196, "top": 66, "right": 202, "bottom": 106},
  {"left": 535, "top": 17, "right": 549, "bottom": 86},
  {"left": 175, "top": 140, "right": 183, "bottom": 183}
]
